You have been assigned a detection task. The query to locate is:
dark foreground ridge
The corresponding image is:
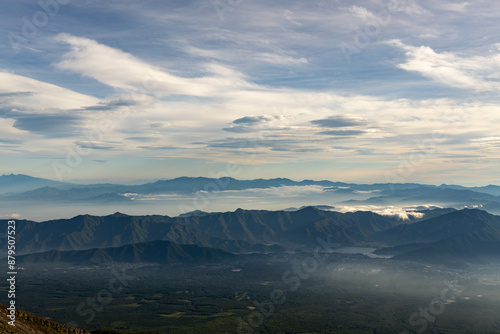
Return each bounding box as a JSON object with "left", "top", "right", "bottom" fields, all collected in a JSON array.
[
  {"left": 0, "top": 304, "right": 90, "bottom": 334},
  {"left": 17, "top": 240, "right": 237, "bottom": 265}
]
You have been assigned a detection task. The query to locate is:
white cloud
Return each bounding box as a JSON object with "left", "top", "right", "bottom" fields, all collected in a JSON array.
[
  {"left": 2, "top": 213, "right": 21, "bottom": 219},
  {"left": 0, "top": 71, "right": 99, "bottom": 111},
  {"left": 283, "top": 10, "right": 303, "bottom": 27},
  {"left": 2, "top": 0, "right": 500, "bottom": 184},
  {"left": 54, "top": 34, "right": 252, "bottom": 97},
  {"left": 388, "top": 40, "right": 500, "bottom": 91},
  {"left": 337, "top": 205, "right": 425, "bottom": 220},
  {"left": 433, "top": 2, "right": 470, "bottom": 12},
  {"left": 347, "top": 6, "right": 378, "bottom": 21},
  {"left": 256, "top": 53, "right": 308, "bottom": 66},
  {"left": 200, "top": 185, "right": 327, "bottom": 198},
  {"left": 390, "top": 0, "right": 428, "bottom": 16},
  {"left": 182, "top": 45, "right": 308, "bottom": 67}
]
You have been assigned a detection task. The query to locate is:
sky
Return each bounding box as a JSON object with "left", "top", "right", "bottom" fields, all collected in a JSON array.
[{"left": 1, "top": 0, "right": 500, "bottom": 185}]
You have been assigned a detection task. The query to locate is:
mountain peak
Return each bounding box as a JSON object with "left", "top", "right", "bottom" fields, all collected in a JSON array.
[
  {"left": 296, "top": 205, "right": 322, "bottom": 213},
  {"left": 1, "top": 173, "right": 32, "bottom": 179},
  {"left": 110, "top": 212, "right": 130, "bottom": 217}
]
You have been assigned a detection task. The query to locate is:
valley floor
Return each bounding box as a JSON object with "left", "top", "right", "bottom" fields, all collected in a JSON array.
[{"left": 4, "top": 253, "right": 500, "bottom": 333}]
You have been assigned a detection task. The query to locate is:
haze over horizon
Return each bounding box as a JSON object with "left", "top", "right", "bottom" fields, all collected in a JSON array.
[
  {"left": 3, "top": 172, "right": 500, "bottom": 188},
  {"left": 2, "top": 0, "right": 500, "bottom": 186},
  {"left": 2, "top": 172, "right": 500, "bottom": 221}
]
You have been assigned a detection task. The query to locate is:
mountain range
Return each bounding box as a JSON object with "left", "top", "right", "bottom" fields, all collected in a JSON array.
[
  {"left": 2, "top": 174, "right": 500, "bottom": 216},
  {"left": 0, "top": 207, "right": 401, "bottom": 256},
  {"left": 3, "top": 205, "right": 500, "bottom": 267},
  {"left": 374, "top": 209, "right": 500, "bottom": 266},
  {"left": 0, "top": 173, "right": 71, "bottom": 195},
  {"left": 3, "top": 174, "right": 500, "bottom": 266}
]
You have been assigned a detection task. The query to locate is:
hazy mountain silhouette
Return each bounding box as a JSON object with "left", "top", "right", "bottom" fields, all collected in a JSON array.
[
  {"left": 3, "top": 176, "right": 500, "bottom": 216},
  {"left": 0, "top": 173, "right": 72, "bottom": 194},
  {"left": 17, "top": 240, "right": 237, "bottom": 265}
]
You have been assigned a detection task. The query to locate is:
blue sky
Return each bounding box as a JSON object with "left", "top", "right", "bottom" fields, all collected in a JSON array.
[{"left": 1, "top": 0, "right": 500, "bottom": 185}]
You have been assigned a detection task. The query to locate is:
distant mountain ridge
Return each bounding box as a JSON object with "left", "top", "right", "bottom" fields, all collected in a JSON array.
[
  {"left": 0, "top": 173, "right": 72, "bottom": 194},
  {"left": 3, "top": 174, "right": 500, "bottom": 267},
  {"left": 1, "top": 175, "right": 347, "bottom": 199},
  {"left": 2, "top": 175, "right": 500, "bottom": 216},
  {"left": 1, "top": 173, "right": 499, "bottom": 201}
]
